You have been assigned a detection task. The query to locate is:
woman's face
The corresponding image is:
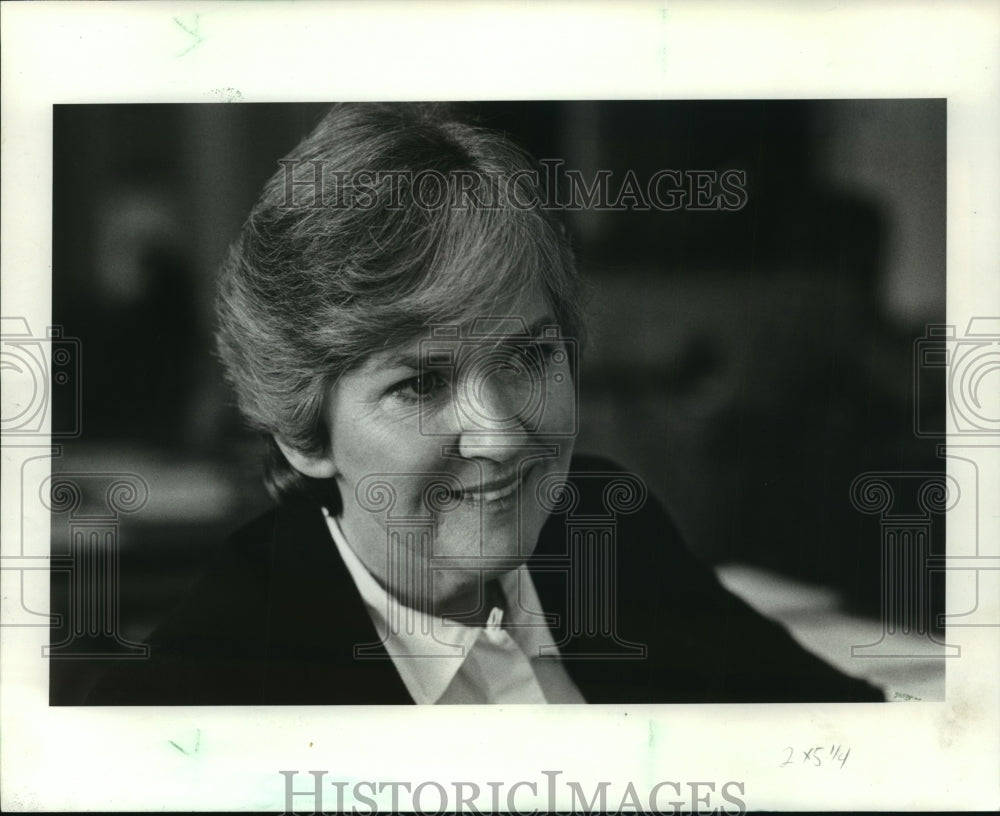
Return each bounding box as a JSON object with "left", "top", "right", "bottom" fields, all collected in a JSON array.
[{"left": 305, "top": 284, "right": 576, "bottom": 614}]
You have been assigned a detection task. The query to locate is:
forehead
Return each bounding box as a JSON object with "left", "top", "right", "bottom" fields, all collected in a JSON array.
[{"left": 361, "top": 283, "right": 555, "bottom": 373}]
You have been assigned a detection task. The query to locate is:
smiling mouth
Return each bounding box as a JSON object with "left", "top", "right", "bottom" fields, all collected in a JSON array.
[{"left": 454, "top": 466, "right": 533, "bottom": 507}]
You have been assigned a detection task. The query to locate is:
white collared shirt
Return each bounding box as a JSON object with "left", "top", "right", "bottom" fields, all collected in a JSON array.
[{"left": 323, "top": 509, "right": 584, "bottom": 704}]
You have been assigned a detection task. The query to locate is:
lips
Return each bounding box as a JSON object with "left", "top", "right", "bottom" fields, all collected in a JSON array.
[{"left": 454, "top": 465, "right": 533, "bottom": 506}]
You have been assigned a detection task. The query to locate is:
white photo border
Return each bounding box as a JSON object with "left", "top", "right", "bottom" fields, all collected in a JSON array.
[{"left": 2, "top": 1, "right": 998, "bottom": 812}]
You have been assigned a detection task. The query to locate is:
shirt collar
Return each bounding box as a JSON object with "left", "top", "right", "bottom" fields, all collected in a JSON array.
[{"left": 322, "top": 508, "right": 556, "bottom": 703}]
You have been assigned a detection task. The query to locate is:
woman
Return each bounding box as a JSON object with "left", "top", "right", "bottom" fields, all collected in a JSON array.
[{"left": 91, "top": 103, "right": 883, "bottom": 704}]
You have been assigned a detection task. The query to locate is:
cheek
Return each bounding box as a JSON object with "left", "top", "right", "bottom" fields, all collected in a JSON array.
[
  {"left": 335, "top": 426, "right": 459, "bottom": 528},
  {"left": 537, "top": 376, "right": 577, "bottom": 435},
  {"left": 329, "top": 400, "right": 441, "bottom": 478}
]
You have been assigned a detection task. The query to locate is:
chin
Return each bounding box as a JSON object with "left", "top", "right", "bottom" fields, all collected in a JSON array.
[{"left": 435, "top": 501, "right": 545, "bottom": 562}]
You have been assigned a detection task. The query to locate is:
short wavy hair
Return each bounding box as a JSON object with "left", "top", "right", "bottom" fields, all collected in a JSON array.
[{"left": 216, "top": 103, "right": 585, "bottom": 505}]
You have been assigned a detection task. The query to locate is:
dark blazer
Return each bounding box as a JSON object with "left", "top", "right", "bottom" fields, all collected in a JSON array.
[{"left": 88, "top": 456, "right": 884, "bottom": 705}]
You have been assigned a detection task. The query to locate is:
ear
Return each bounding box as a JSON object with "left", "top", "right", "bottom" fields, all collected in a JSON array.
[{"left": 273, "top": 437, "right": 338, "bottom": 480}]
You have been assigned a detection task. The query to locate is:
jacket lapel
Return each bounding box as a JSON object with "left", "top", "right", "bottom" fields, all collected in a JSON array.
[{"left": 260, "top": 499, "right": 413, "bottom": 704}]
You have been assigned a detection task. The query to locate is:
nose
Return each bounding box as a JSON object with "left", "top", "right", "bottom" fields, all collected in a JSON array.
[{"left": 454, "top": 363, "right": 536, "bottom": 460}]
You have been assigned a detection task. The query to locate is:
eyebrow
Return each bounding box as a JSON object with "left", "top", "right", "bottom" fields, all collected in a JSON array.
[{"left": 377, "top": 314, "right": 559, "bottom": 370}]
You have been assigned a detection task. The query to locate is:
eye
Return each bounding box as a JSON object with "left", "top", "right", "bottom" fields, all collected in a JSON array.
[{"left": 386, "top": 372, "right": 450, "bottom": 403}]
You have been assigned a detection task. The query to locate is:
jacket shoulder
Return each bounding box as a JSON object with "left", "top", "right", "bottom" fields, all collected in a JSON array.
[{"left": 550, "top": 452, "right": 885, "bottom": 703}]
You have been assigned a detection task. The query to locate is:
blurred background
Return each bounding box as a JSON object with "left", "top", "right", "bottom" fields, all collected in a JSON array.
[{"left": 50, "top": 101, "right": 946, "bottom": 702}]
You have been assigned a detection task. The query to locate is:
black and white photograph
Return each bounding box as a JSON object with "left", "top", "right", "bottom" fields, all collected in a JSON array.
[
  {"left": 47, "top": 99, "right": 942, "bottom": 708},
  {"left": 2, "top": 2, "right": 998, "bottom": 813}
]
